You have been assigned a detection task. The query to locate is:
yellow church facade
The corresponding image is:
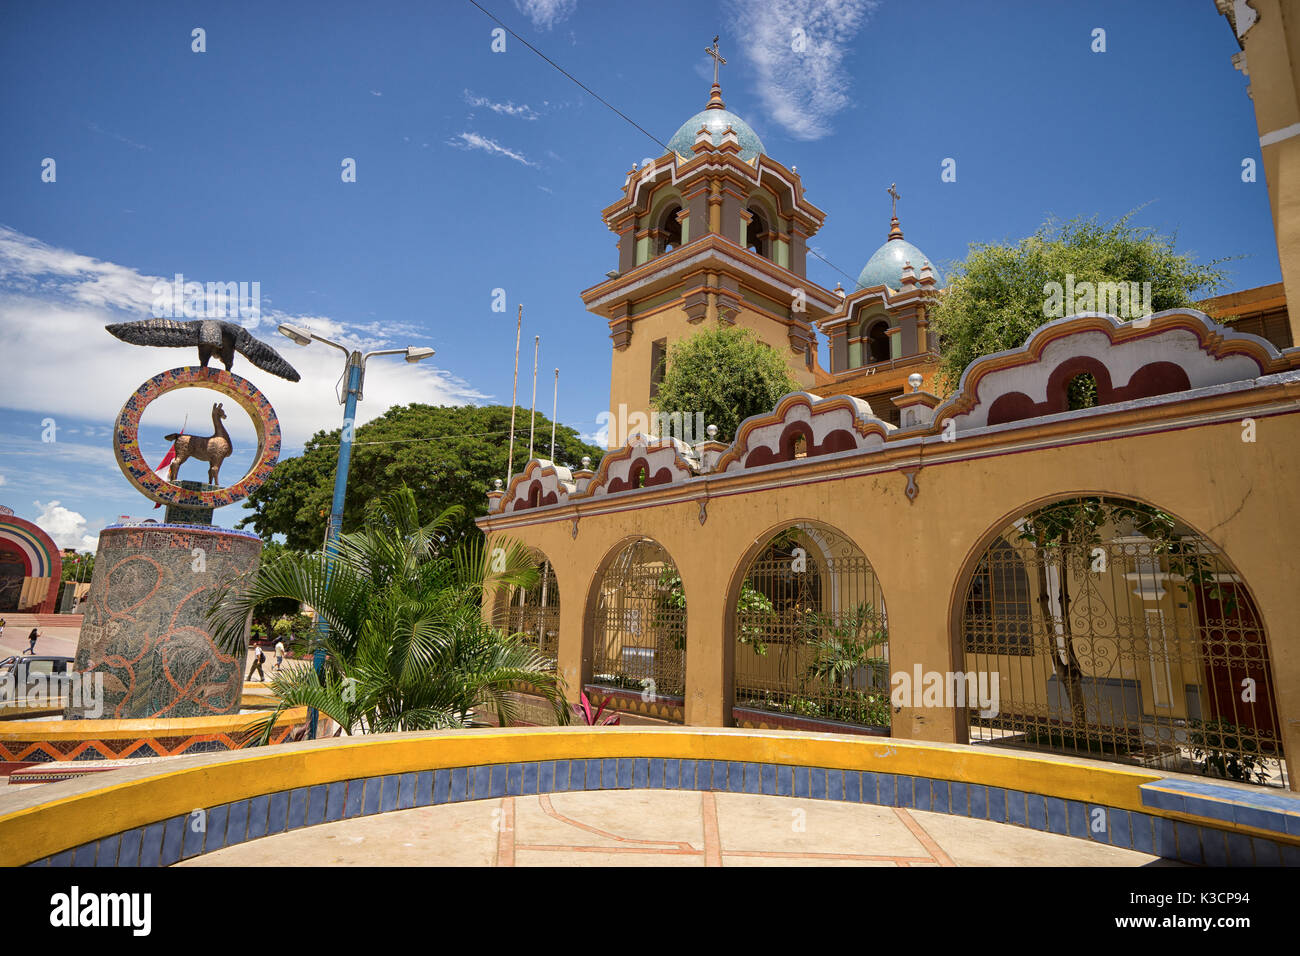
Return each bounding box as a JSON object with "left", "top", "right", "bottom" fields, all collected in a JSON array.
[{"left": 480, "top": 18, "right": 1300, "bottom": 793}]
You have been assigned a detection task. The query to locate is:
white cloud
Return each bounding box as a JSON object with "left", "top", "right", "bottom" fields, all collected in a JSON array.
[
  {"left": 32, "top": 500, "right": 99, "bottom": 552},
  {"left": 447, "top": 132, "right": 538, "bottom": 167},
  {"left": 513, "top": 0, "right": 577, "bottom": 30},
  {"left": 726, "top": 0, "right": 878, "bottom": 141},
  {"left": 0, "top": 227, "right": 490, "bottom": 452},
  {"left": 463, "top": 89, "right": 541, "bottom": 120}
]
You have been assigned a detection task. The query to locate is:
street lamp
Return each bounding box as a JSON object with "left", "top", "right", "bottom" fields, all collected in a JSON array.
[{"left": 278, "top": 323, "right": 436, "bottom": 738}]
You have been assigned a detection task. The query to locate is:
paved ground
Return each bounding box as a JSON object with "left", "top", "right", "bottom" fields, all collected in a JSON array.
[
  {"left": 180, "top": 789, "right": 1170, "bottom": 867},
  {"left": 0, "top": 619, "right": 79, "bottom": 660}
]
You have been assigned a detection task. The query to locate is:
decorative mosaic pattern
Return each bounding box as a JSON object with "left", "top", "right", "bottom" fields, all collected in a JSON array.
[
  {"left": 67, "top": 525, "right": 262, "bottom": 719},
  {"left": 27, "top": 758, "right": 1300, "bottom": 867},
  {"left": 114, "top": 366, "right": 281, "bottom": 510},
  {"left": 584, "top": 685, "right": 685, "bottom": 722},
  {"left": 0, "top": 724, "right": 299, "bottom": 763}
]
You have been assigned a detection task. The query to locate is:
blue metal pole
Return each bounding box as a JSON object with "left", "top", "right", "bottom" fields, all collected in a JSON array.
[{"left": 308, "top": 352, "right": 363, "bottom": 739}]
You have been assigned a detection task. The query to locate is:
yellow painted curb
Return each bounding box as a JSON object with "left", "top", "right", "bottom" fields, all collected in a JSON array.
[{"left": 0, "top": 727, "right": 1291, "bottom": 866}]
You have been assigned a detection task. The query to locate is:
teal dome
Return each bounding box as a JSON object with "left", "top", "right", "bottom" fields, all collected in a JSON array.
[
  {"left": 668, "top": 108, "right": 765, "bottom": 162},
  {"left": 856, "top": 237, "right": 941, "bottom": 291}
]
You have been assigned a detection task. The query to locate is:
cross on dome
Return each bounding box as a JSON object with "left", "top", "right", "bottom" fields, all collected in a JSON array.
[
  {"left": 706, "top": 36, "right": 726, "bottom": 86},
  {"left": 704, "top": 36, "right": 728, "bottom": 110}
]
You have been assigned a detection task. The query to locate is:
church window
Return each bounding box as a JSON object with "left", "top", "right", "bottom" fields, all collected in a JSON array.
[
  {"left": 866, "top": 320, "right": 891, "bottom": 364},
  {"left": 656, "top": 204, "right": 683, "bottom": 255},
  {"left": 746, "top": 207, "right": 767, "bottom": 258},
  {"left": 650, "top": 339, "right": 667, "bottom": 399},
  {"left": 793, "top": 434, "right": 807, "bottom": 459}
]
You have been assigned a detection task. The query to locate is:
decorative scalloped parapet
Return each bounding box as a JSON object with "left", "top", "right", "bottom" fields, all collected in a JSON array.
[
  {"left": 932, "top": 310, "right": 1290, "bottom": 432},
  {"left": 495, "top": 459, "right": 576, "bottom": 514},
  {"left": 578, "top": 435, "right": 698, "bottom": 498},
  {"left": 714, "top": 392, "right": 893, "bottom": 473}
]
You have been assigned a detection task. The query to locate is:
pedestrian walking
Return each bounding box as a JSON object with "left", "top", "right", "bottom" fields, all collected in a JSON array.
[
  {"left": 247, "top": 644, "right": 266, "bottom": 681},
  {"left": 274, "top": 639, "right": 285, "bottom": 676},
  {"left": 25, "top": 628, "right": 39, "bottom": 655}
]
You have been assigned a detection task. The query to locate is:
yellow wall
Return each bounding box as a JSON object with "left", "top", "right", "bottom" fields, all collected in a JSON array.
[
  {"left": 1235, "top": 0, "right": 1300, "bottom": 346},
  {"left": 609, "top": 305, "right": 815, "bottom": 446},
  {"left": 485, "top": 389, "right": 1300, "bottom": 790}
]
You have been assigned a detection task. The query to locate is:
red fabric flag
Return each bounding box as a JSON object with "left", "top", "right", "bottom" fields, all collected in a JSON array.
[{"left": 152, "top": 431, "right": 182, "bottom": 509}]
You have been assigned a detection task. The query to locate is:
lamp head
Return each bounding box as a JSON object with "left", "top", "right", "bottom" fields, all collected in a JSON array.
[
  {"left": 405, "top": 346, "right": 436, "bottom": 364},
  {"left": 278, "top": 323, "right": 313, "bottom": 347}
]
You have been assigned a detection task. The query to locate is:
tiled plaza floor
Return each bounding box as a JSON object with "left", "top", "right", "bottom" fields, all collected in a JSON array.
[{"left": 180, "top": 789, "right": 1172, "bottom": 867}]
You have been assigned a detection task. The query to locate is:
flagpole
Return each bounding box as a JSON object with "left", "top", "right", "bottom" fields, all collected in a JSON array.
[
  {"left": 506, "top": 305, "right": 522, "bottom": 485},
  {"left": 550, "top": 368, "right": 559, "bottom": 461},
  {"left": 527, "top": 335, "right": 539, "bottom": 461}
]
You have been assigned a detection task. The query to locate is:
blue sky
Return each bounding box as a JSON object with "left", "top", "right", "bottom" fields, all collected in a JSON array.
[{"left": 0, "top": 0, "right": 1276, "bottom": 549}]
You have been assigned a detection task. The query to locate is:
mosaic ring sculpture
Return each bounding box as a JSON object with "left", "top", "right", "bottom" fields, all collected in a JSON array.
[{"left": 114, "top": 366, "right": 281, "bottom": 509}]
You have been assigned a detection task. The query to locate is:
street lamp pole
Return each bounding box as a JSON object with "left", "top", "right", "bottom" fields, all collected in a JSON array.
[{"left": 278, "top": 324, "right": 435, "bottom": 739}]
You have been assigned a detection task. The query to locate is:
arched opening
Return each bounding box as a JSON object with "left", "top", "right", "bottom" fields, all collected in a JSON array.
[
  {"left": 865, "top": 320, "right": 891, "bottom": 365},
  {"left": 490, "top": 551, "right": 560, "bottom": 667},
  {"left": 746, "top": 207, "right": 767, "bottom": 258},
  {"left": 1066, "top": 371, "right": 1099, "bottom": 410},
  {"left": 958, "top": 495, "right": 1287, "bottom": 788},
  {"left": 589, "top": 537, "right": 686, "bottom": 709},
  {"left": 731, "top": 523, "right": 889, "bottom": 731},
  {"left": 656, "top": 204, "right": 683, "bottom": 256}
]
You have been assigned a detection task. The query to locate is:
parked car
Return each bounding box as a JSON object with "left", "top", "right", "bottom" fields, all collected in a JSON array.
[{"left": 0, "top": 655, "right": 76, "bottom": 697}]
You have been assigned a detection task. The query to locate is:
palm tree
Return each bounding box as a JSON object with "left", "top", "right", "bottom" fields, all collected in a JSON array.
[{"left": 210, "top": 487, "right": 570, "bottom": 742}]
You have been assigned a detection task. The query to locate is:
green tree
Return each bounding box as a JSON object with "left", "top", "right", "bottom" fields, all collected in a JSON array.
[
  {"left": 60, "top": 552, "right": 94, "bottom": 582},
  {"left": 237, "top": 404, "right": 603, "bottom": 550},
  {"left": 651, "top": 324, "right": 800, "bottom": 442},
  {"left": 211, "top": 486, "right": 570, "bottom": 737},
  {"left": 931, "top": 212, "right": 1228, "bottom": 392}
]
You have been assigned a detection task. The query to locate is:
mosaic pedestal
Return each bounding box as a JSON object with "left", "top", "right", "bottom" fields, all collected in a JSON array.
[
  {"left": 66, "top": 524, "right": 262, "bottom": 719},
  {"left": 164, "top": 480, "right": 217, "bottom": 526}
]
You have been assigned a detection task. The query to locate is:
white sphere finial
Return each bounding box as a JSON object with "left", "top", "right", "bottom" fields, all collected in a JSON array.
[
  {"left": 706, "top": 424, "right": 719, "bottom": 440},
  {"left": 493, "top": 478, "right": 503, "bottom": 491},
  {"left": 581, "top": 455, "right": 592, "bottom": 469},
  {"left": 907, "top": 373, "right": 923, "bottom": 392}
]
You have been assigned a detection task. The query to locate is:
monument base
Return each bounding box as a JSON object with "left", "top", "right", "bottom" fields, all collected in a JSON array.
[{"left": 66, "top": 524, "right": 262, "bottom": 719}]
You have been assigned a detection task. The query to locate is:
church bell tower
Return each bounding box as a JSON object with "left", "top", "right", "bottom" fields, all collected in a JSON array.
[{"left": 580, "top": 38, "right": 839, "bottom": 445}]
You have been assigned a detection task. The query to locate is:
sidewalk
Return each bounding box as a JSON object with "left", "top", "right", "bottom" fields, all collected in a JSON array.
[{"left": 182, "top": 789, "right": 1173, "bottom": 867}]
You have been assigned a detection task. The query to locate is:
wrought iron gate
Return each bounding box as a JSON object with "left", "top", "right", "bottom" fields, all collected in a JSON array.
[
  {"left": 732, "top": 523, "right": 889, "bottom": 728},
  {"left": 961, "top": 496, "right": 1287, "bottom": 788},
  {"left": 590, "top": 538, "right": 685, "bottom": 699},
  {"left": 491, "top": 555, "right": 560, "bottom": 667}
]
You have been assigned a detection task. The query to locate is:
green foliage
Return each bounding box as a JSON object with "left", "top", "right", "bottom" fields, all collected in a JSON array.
[
  {"left": 237, "top": 404, "right": 604, "bottom": 550},
  {"left": 932, "top": 212, "right": 1228, "bottom": 391},
  {"left": 210, "top": 486, "right": 571, "bottom": 738},
  {"left": 1190, "top": 718, "right": 1272, "bottom": 784},
  {"left": 736, "top": 690, "right": 891, "bottom": 728},
  {"left": 735, "top": 585, "right": 777, "bottom": 655},
  {"left": 804, "top": 603, "right": 889, "bottom": 690},
  {"left": 60, "top": 552, "right": 94, "bottom": 582},
  {"left": 651, "top": 324, "right": 800, "bottom": 442},
  {"left": 1066, "top": 372, "right": 1099, "bottom": 410}
]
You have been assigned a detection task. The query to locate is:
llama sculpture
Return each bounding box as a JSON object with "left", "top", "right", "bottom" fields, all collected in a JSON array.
[{"left": 166, "top": 402, "right": 232, "bottom": 485}]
